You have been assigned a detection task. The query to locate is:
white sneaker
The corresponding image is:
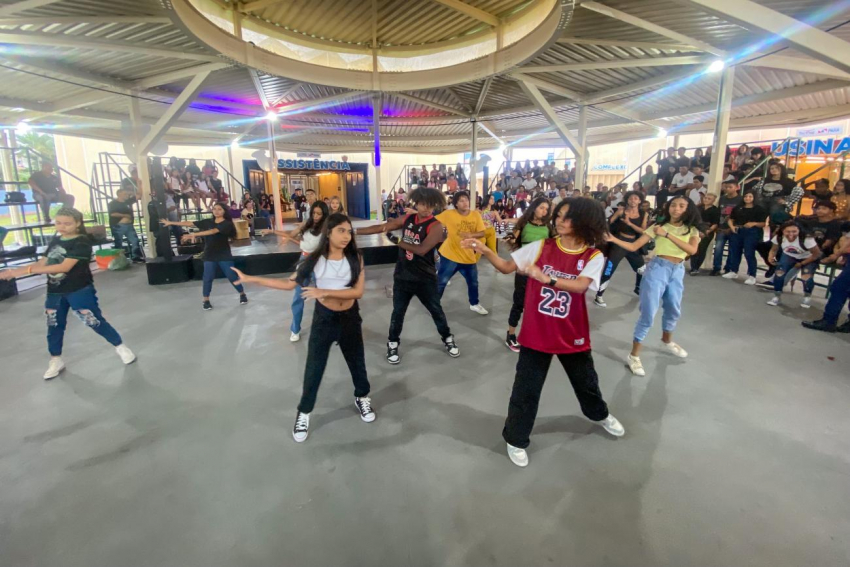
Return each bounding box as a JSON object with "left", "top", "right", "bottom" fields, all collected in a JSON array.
[
  {"left": 766, "top": 295, "right": 780, "bottom": 306},
  {"left": 43, "top": 356, "right": 65, "bottom": 380},
  {"left": 722, "top": 272, "right": 738, "bottom": 279},
  {"left": 506, "top": 443, "right": 529, "bottom": 467},
  {"left": 354, "top": 397, "right": 376, "bottom": 422},
  {"left": 292, "top": 411, "right": 310, "bottom": 442},
  {"left": 744, "top": 276, "right": 756, "bottom": 285},
  {"left": 637, "top": 264, "right": 646, "bottom": 275},
  {"left": 290, "top": 332, "right": 301, "bottom": 342},
  {"left": 663, "top": 341, "right": 688, "bottom": 358},
  {"left": 594, "top": 295, "right": 607, "bottom": 308},
  {"left": 115, "top": 344, "right": 136, "bottom": 365},
  {"left": 626, "top": 354, "right": 645, "bottom": 376},
  {"left": 801, "top": 296, "right": 812, "bottom": 309},
  {"left": 598, "top": 414, "right": 625, "bottom": 437},
  {"left": 469, "top": 304, "right": 488, "bottom": 315}
]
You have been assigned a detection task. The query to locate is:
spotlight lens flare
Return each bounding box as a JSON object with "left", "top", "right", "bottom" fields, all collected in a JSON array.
[
  {"left": 708, "top": 60, "right": 725, "bottom": 73},
  {"left": 15, "top": 120, "right": 30, "bottom": 134},
  {"left": 657, "top": 129, "right": 668, "bottom": 139},
  {"left": 265, "top": 111, "right": 277, "bottom": 121},
  {"left": 230, "top": 140, "right": 239, "bottom": 148}
]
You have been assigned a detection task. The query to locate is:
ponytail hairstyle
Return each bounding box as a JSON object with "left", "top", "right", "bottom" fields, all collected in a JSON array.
[
  {"left": 510, "top": 196, "right": 553, "bottom": 250},
  {"left": 300, "top": 200, "right": 329, "bottom": 236},
  {"left": 296, "top": 213, "right": 362, "bottom": 287},
  {"left": 54, "top": 207, "right": 89, "bottom": 239}
]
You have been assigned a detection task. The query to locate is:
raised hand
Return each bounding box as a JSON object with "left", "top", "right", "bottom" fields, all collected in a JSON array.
[
  {"left": 301, "top": 286, "right": 325, "bottom": 300},
  {"left": 460, "top": 238, "right": 482, "bottom": 251},
  {"left": 231, "top": 267, "right": 250, "bottom": 285}
]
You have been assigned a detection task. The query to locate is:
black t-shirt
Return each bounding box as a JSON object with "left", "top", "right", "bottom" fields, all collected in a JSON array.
[
  {"left": 107, "top": 197, "right": 137, "bottom": 228},
  {"left": 718, "top": 194, "right": 743, "bottom": 228},
  {"left": 394, "top": 214, "right": 439, "bottom": 281},
  {"left": 30, "top": 171, "right": 61, "bottom": 195},
  {"left": 801, "top": 217, "right": 842, "bottom": 255},
  {"left": 730, "top": 205, "right": 768, "bottom": 226},
  {"left": 697, "top": 205, "right": 720, "bottom": 230},
  {"left": 45, "top": 235, "right": 93, "bottom": 294},
  {"left": 186, "top": 164, "right": 201, "bottom": 178},
  {"left": 194, "top": 218, "right": 235, "bottom": 261},
  {"left": 611, "top": 210, "right": 646, "bottom": 240}
]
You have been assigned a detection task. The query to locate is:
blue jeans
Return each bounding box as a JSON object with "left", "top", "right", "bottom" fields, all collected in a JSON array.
[
  {"left": 437, "top": 254, "right": 480, "bottom": 306},
  {"left": 773, "top": 254, "right": 817, "bottom": 294},
  {"left": 633, "top": 257, "right": 685, "bottom": 343},
  {"left": 727, "top": 227, "right": 763, "bottom": 277},
  {"left": 112, "top": 223, "right": 142, "bottom": 260},
  {"left": 823, "top": 267, "right": 850, "bottom": 324},
  {"left": 45, "top": 285, "right": 123, "bottom": 356},
  {"left": 291, "top": 271, "right": 316, "bottom": 334},
  {"left": 712, "top": 230, "right": 732, "bottom": 272},
  {"left": 202, "top": 260, "right": 244, "bottom": 298}
]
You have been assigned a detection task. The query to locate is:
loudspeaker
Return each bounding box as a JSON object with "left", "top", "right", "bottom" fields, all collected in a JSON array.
[
  {"left": 177, "top": 244, "right": 204, "bottom": 255},
  {"left": 254, "top": 216, "right": 270, "bottom": 231},
  {"left": 146, "top": 254, "right": 194, "bottom": 285},
  {"left": 0, "top": 278, "right": 18, "bottom": 301}
]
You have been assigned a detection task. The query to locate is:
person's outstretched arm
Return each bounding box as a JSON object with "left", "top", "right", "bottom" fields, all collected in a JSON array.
[
  {"left": 393, "top": 221, "right": 444, "bottom": 256},
  {"left": 232, "top": 268, "right": 297, "bottom": 291},
  {"left": 606, "top": 230, "right": 653, "bottom": 252},
  {"left": 461, "top": 238, "right": 516, "bottom": 274},
  {"left": 161, "top": 219, "right": 196, "bottom": 227},
  {"left": 356, "top": 216, "right": 405, "bottom": 235},
  {"left": 302, "top": 261, "right": 365, "bottom": 300}
]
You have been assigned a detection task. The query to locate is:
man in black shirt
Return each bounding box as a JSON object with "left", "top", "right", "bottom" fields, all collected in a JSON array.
[
  {"left": 107, "top": 187, "right": 144, "bottom": 263},
  {"left": 711, "top": 181, "right": 743, "bottom": 275},
  {"left": 29, "top": 161, "right": 75, "bottom": 221},
  {"left": 291, "top": 189, "right": 305, "bottom": 222},
  {"left": 690, "top": 193, "right": 720, "bottom": 274},
  {"left": 803, "top": 178, "right": 833, "bottom": 201},
  {"left": 801, "top": 201, "right": 842, "bottom": 256}
]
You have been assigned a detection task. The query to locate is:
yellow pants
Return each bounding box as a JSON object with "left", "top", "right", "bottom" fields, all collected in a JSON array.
[{"left": 484, "top": 226, "right": 497, "bottom": 254}]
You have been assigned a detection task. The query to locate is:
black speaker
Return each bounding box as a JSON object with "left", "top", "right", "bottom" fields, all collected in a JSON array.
[
  {"left": 145, "top": 254, "right": 194, "bottom": 285},
  {"left": 177, "top": 244, "right": 204, "bottom": 255},
  {"left": 254, "top": 216, "right": 271, "bottom": 231},
  {"left": 0, "top": 278, "right": 18, "bottom": 301}
]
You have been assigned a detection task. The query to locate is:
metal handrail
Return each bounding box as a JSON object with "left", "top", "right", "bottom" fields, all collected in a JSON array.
[{"left": 615, "top": 150, "right": 663, "bottom": 187}]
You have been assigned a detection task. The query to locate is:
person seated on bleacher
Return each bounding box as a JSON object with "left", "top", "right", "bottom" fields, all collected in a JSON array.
[
  {"left": 801, "top": 200, "right": 843, "bottom": 258},
  {"left": 107, "top": 187, "right": 144, "bottom": 264},
  {"left": 29, "top": 161, "right": 75, "bottom": 222},
  {"left": 832, "top": 179, "right": 850, "bottom": 220}
]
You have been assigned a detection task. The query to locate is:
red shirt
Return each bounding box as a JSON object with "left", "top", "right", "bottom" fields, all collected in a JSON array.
[{"left": 511, "top": 239, "right": 604, "bottom": 354}]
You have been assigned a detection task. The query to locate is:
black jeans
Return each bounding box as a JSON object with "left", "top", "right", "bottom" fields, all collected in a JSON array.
[
  {"left": 690, "top": 233, "right": 715, "bottom": 271},
  {"left": 598, "top": 244, "right": 644, "bottom": 296},
  {"left": 388, "top": 277, "right": 452, "bottom": 343},
  {"left": 502, "top": 347, "right": 609, "bottom": 449},
  {"left": 508, "top": 273, "right": 528, "bottom": 328},
  {"left": 299, "top": 301, "right": 370, "bottom": 413}
]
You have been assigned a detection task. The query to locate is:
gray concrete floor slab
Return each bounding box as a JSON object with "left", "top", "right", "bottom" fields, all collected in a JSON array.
[{"left": 0, "top": 263, "right": 848, "bottom": 567}]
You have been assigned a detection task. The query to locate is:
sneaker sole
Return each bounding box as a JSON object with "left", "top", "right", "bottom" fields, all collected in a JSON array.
[
  {"left": 292, "top": 432, "right": 308, "bottom": 443},
  {"left": 387, "top": 357, "right": 400, "bottom": 364},
  {"left": 446, "top": 350, "right": 460, "bottom": 358},
  {"left": 44, "top": 367, "right": 65, "bottom": 380},
  {"left": 505, "top": 342, "right": 520, "bottom": 353},
  {"left": 625, "top": 362, "right": 645, "bottom": 377},
  {"left": 508, "top": 455, "right": 529, "bottom": 467},
  {"left": 602, "top": 425, "right": 625, "bottom": 437}
]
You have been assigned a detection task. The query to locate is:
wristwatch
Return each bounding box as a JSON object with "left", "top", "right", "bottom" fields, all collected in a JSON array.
[{"left": 548, "top": 276, "right": 558, "bottom": 287}]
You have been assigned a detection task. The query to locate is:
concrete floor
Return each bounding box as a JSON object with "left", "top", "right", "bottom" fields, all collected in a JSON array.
[{"left": 0, "top": 261, "right": 848, "bottom": 567}]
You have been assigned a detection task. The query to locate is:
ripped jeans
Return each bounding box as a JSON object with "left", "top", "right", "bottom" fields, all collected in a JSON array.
[{"left": 45, "top": 285, "right": 123, "bottom": 356}]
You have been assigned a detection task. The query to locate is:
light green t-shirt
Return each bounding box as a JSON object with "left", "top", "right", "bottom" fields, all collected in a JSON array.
[{"left": 645, "top": 223, "right": 698, "bottom": 259}]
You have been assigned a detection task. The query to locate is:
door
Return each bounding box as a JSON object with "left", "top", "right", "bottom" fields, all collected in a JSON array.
[{"left": 345, "top": 172, "right": 368, "bottom": 219}]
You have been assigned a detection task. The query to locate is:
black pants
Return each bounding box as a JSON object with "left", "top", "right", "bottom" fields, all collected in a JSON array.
[
  {"left": 756, "top": 240, "right": 774, "bottom": 265},
  {"left": 690, "top": 233, "right": 715, "bottom": 271},
  {"left": 508, "top": 273, "right": 528, "bottom": 328},
  {"left": 299, "top": 301, "right": 370, "bottom": 413},
  {"left": 502, "top": 347, "right": 609, "bottom": 449},
  {"left": 388, "top": 277, "right": 452, "bottom": 343},
  {"left": 598, "top": 244, "right": 644, "bottom": 296}
]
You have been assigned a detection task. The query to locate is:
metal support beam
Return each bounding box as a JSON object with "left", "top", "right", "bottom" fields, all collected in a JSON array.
[
  {"left": 432, "top": 0, "right": 499, "bottom": 26},
  {"left": 0, "top": 0, "right": 62, "bottom": 17},
  {"left": 128, "top": 94, "right": 156, "bottom": 258},
  {"left": 518, "top": 80, "right": 583, "bottom": 156},
  {"left": 372, "top": 94, "right": 382, "bottom": 209},
  {"left": 707, "top": 67, "right": 735, "bottom": 197},
  {"left": 680, "top": 0, "right": 850, "bottom": 75},
  {"left": 241, "top": 0, "right": 283, "bottom": 12},
  {"left": 745, "top": 54, "right": 850, "bottom": 81},
  {"left": 580, "top": 1, "right": 726, "bottom": 56},
  {"left": 0, "top": 15, "right": 170, "bottom": 24},
  {"left": 231, "top": 3, "right": 243, "bottom": 39},
  {"left": 520, "top": 55, "right": 710, "bottom": 73},
  {"left": 557, "top": 36, "right": 700, "bottom": 52},
  {"left": 131, "top": 63, "right": 229, "bottom": 90},
  {"left": 474, "top": 77, "right": 493, "bottom": 116},
  {"left": 138, "top": 71, "right": 211, "bottom": 155},
  {"left": 270, "top": 82, "right": 303, "bottom": 107},
  {"left": 583, "top": 67, "right": 698, "bottom": 104},
  {"left": 575, "top": 105, "right": 587, "bottom": 191},
  {"left": 249, "top": 69, "right": 271, "bottom": 110},
  {"left": 267, "top": 119, "right": 282, "bottom": 231},
  {"left": 469, "top": 119, "right": 478, "bottom": 208},
  {"left": 509, "top": 73, "right": 584, "bottom": 101},
  {"left": 2, "top": 55, "right": 132, "bottom": 90},
  {"left": 393, "top": 93, "right": 471, "bottom": 117},
  {"left": 276, "top": 91, "right": 369, "bottom": 116}
]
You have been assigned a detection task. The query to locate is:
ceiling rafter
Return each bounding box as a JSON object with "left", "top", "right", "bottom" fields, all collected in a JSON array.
[
  {"left": 0, "top": 0, "right": 63, "bottom": 17},
  {"left": 520, "top": 55, "right": 711, "bottom": 73},
  {"left": 557, "top": 37, "right": 701, "bottom": 52},
  {"left": 474, "top": 77, "right": 493, "bottom": 116},
  {"left": 393, "top": 93, "right": 471, "bottom": 117},
  {"left": 432, "top": 0, "right": 500, "bottom": 26}
]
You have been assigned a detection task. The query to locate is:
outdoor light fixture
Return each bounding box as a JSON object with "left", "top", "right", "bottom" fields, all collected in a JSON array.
[
  {"left": 230, "top": 140, "right": 240, "bottom": 148},
  {"left": 656, "top": 128, "right": 668, "bottom": 139},
  {"left": 708, "top": 60, "right": 725, "bottom": 73},
  {"left": 265, "top": 111, "right": 278, "bottom": 121},
  {"left": 15, "top": 121, "right": 30, "bottom": 134}
]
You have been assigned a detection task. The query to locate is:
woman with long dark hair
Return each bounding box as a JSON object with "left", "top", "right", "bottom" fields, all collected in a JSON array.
[
  {"left": 594, "top": 191, "right": 648, "bottom": 307},
  {"left": 724, "top": 191, "right": 768, "bottom": 286},
  {"left": 463, "top": 198, "right": 625, "bottom": 467},
  {"left": 765, "top": 220, "right": 821, "bottom": 308},
  {"left": 233, "top": 214, "right": 374, "bottom": 442},
  {"left": 504, "top": 196, "right": 552, "bottom": 351},
  {"left": 264, "top": 201, "right": 329, "bottom": 341},
  {"left": 162, "top": 202, "right": 247, "bottom": 310},
  {"left": 606, "top": 195, "right": 701, "bottom": 376},
  {"left": 1, "top": 207, "right": 136, "bottom": 379}
]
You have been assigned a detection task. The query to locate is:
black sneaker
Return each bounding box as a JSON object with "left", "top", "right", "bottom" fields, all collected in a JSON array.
[
  {"left": 443, "top": 335, "right": 460, "bottom": 357},
  {"left": 386, "top": 341, "right": 400, "bottom": 364},
  {"left": 709, "top": 269, "right": 720, "bottom": 276},
  {"left": 633, "top": 287, "right": 641, "bottom": 296},
  {"left": 755, "top": 280, "right": 774, "bottom": 290},
  {"left": 505, "top": 332, "right": 520, "bottom": 353},
  {"left": 292, "top": 411, "right": 310, "bottom": 442},
  {"left": 354, "top": 397, "right": 376, "bottom": 422},
  {"left": 836, "top": 320, "right": 850, "bottom": 334},
  {"left": 688, "top": 269, "right": 699, "bottom": 276},
  {"left": 132, "top": 257, "right": 146, "bottom": 264},
  {"left": 239, "top": 293, "right": 248, "bottom": 305},
  {"left": 764, "top": 266, "right": 776, "bottom": 278},
  {"left": 202, "top": 300, "right": 213, "bottom": 311},
  {"left": 801, "top": 319, "right": 836, "bottom": 333}
]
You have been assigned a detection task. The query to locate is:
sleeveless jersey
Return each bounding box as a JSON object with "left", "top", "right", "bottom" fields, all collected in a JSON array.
[
  {"left": 394, "top": 214, "right": 439, "bottom": 281},
  {"left": 517, "top": 240, "right": 602, "bottom": 354}
]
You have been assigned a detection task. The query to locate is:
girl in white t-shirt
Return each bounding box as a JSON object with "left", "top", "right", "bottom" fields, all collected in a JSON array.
[{"left": 766, "top": 221, "right": 821, "bottom": 308}]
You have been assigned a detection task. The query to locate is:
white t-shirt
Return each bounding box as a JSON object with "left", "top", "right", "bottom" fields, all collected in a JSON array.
[
  {"left": 300, "top": 230, "right": 322, "bottom": 254},
  {"left": 688, "top": 187, "right": 706, "bottom": 205},
  {"left": 609, "top": 192, "right": 624, "bottom": 207},
  {"left": 314, "top": 256, "right": 352, "bottom": 290},
  {"left": 672, "top": 171, "right": 695, "bottom": 188},
  {"left": 771, "top": 235, "right": 817, "bottom": 259},
  {"left": 510, "top": 239, "right": 605, "bottom": 293},
  {"left": 522, "top": 179, "right": 538, "bottom": 191}
]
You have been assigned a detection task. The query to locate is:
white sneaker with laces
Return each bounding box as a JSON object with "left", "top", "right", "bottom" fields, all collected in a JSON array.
[
  {"left": 801, "top": 296, "right": 812, "bottom": 309},
  {"left": 594, "top": 295, "right": 607, "bottom": 308},
  {"left": 43, "top": 356, "right": 65, "bottom": 380},
  {"left": 293, "top": 412, "right": 310, "bottom": 442},
  {"left": 354, "top": 397, "right": 376, "bottom": 422},
  {"left": 626, "top": 354, "right": 645, "bottom": 376},
  {"left": 722, "top": 272, "right": 738, "bottom": 279},
  {"left": 469, "top": 304, "right": 488, "bottom": 315},
  {"left": 598, "top": 415, "right": 625, "bottom": 437},
  {"left": 744, "top": 276, "right": 756, "bottom": 285},
  {"left": 663, "top": 341, "right": 688, "bottom": 358},
  {"left": 506, "top": 443, "right": 529, "bottom": 467},
  {"left": 290, "top": 332, "right": 301, "bottom": 342},
  {"left": 115, "top": 344, "right": 136, "bottom": 365},
  {"left": 766, "top": 295, "right": 780, "bottom": 306}
]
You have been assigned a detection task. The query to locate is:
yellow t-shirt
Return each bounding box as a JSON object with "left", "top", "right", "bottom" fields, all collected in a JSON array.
[
  {"left": 645, "top": 223, "right": 699, "bottom": 259},
  {"left": 436, "top": 209, "right": 486, "bottom": 264}
]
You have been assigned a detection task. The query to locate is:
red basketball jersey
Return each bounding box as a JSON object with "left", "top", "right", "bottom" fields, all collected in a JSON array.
[{"left": 517, "top": 240, "right": 602, "bottom": 354}]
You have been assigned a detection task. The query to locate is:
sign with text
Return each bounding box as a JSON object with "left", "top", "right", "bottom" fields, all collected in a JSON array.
[
  {"left": 296, "top": 152, "right": 322, "bottom": 158},
  {"left": 591, "top": 164, "right": 627, "bottom": 171},
  {"left": 771, "top": 137, "right": 850, "bottom": 157},
  {"left": 278, "top": 158, "right": 351, "bottom": 170},
  {"left": 795, "top": 126, "right": 843, "bottom": 138}
]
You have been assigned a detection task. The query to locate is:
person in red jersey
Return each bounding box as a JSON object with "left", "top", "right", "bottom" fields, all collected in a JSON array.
[{"left": 463, "top": 198, "right": 625, "bottom": 468}]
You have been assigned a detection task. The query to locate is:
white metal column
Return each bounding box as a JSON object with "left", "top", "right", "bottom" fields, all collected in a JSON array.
[
  {"left": 1, "top": 129, "right": 25, "bottom": 244},
  {"left": 372, "top": 94, "right": 382, "bottom": 214},
  {"left": 128, "top": 94, "right": 156, "bottom": 258},
  {"left": 267, "top": 120, "right": 283, "bottom": 231},
  {"left": 469, "top": 119, "right": 478, "bottom": 208},
  {"left": 707, "top": 66, "right": 735, "bottom": 196},
  {"left": 575, "top": 105, "right": 588, "bottom": 191}
]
